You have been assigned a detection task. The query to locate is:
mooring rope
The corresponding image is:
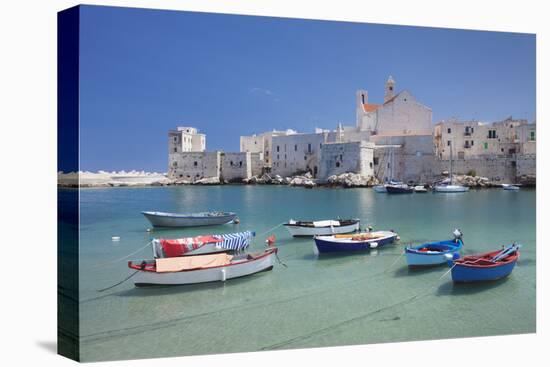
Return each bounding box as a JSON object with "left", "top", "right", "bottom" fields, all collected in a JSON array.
[
  {"left": 96, "top": 270, "right": 139, "bottom": 292},
  {"left": 257, "top": 222, "right": 285, "bottom": 238},
  {"left": 275, "top": 251, "right": 288, "bottom": 268},
  {"left": 91, "top": 240, "right": 153, "bottom": 269},
  {"left": 384, "top": 250, "right": 405, "bottom": 273}
]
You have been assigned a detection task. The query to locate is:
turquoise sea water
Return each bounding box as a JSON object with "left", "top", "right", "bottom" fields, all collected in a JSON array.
[{"left": 75, "top": 186, "right": 536, "bottom": 362}]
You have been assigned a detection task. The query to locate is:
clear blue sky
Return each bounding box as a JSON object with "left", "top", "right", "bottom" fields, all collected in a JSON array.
[{"left": 79, "top": 5, "right": 536, "bottom": 172}]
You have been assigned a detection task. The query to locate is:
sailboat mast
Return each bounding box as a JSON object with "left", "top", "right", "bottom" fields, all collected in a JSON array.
[{"left": 449, "top": 141, "right": 453, "bottom": 185}]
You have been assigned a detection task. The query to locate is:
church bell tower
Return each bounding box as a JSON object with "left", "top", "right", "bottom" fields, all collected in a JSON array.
[{"left": 384, "top": 75, "right": 395, "bottom": 103}]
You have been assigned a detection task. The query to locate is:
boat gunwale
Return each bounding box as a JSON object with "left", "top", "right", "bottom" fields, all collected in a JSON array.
[
  {"left": 405, "top": 239, "right": 463, "bottom": 256},
  {"left": 453, "top": 249, "right": 519, "bottom": 268},
  {"left": 283, "top": 219, "right": 360, "bottom": 228},
  {"left": 141, "top": 211, "right": 236, "bottom": 219},
  {"left": 315, "top": 231, "right": 397, "bottom": 244},
  {"left": 128, "top": 247, "right": 277, "bottom": 273}
]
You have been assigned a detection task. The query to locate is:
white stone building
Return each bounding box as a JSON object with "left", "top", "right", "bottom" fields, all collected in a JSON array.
[
  {"left": 356, "top": 76, "right": 433, "bottom": 136},
  {"left": 240, "top": 130, "right": 296, "bottom": 168},
  {"left": 168, "top": 127, "right": 261, "bottom": 182},
  {"left": 434, "top": 117, "right": 535, "bottom": 159},
  {"left": 168, "top": 127, "right": 206, "bottom": 154}
]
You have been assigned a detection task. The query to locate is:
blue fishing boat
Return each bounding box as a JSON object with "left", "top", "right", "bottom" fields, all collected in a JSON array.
[
  {"left": 313, "top": 230, "right": 398, "bottom": 254},
  {"left": 405, "top": 229, "right": 463, "bottom": 267},
  {"left": 450, "top": 244, "right": 521, "bottom": 283}
]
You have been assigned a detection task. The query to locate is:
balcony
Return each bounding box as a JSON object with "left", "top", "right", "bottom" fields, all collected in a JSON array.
[{"left": 464, "top": 131, "right": 471, "bottom": 136}]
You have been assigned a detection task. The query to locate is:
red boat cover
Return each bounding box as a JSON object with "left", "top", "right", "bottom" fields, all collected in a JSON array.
[{"left": 160, "top": 235, "right": 223, "bottom": 257}]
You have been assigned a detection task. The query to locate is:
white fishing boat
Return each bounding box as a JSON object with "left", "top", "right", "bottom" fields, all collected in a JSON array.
[
  {"left": 434, "top": 184, "right": 469, "bottom": 193},
  {"left": 502, "top": 184, "right": 520, "bottom": 191},
  {"left": 142, "top": 211, "right": 237, "bottom": 227},
  {"left": 128, "top": 248, "right": 277, "bottom": 286},
  {"left": 373, "top": 185, "right": 387, "bottom": 193},
  {"left": 413, "top": 185, "right": 428, "bottom": 193},
  {"left": 151, "top": 231, "right": 254, "bottom": 258},
  {"left": 284, "top": 219, "right": 360, "bottom": 237},
  {"left": 434, "top": 142, "right": 469, "bottom": 193}
]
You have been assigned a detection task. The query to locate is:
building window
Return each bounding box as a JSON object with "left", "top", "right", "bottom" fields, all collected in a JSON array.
[
  {"left": 369, "top": 162, "right": 373, "bottom": 168},
  {"left": 308, "top": 143, "right": 312, "bottom": 153},
  {"left": 294, "top": 144, "right": 297, "bottom": 151},
  {"left": 277, "top": 146, "right": 280, "bottom": 152},
  {"left": 284, "top": 154, "right": 287, "bottom": 160},
  {"left": 373, "top": 157, "right": 379, "bottom": 165},
  {"left": 447, "top": 140, "right": 451, "bottom": 146},
  {"left": 174, "top": 148, "right": 177, "bottom": 152},
  {"left": 488, "top": 130, "right": 497, "bottom": 139},
  {"left": 230, "top": 161, "right": 233, "bottom": 166},
  {"left": 173, "top": 161, "right": 177, "bottom": 167},
  {"left": 339, "top": 154, "right": 343, "bottom": 161},
  {"left": 277, "top": 154, "right": 279, "bottom": 160},
  {"left": 471, "top": 140, "right": 474, "bottom": 146},
  {"left": 336, "top": 162, "right": 340, "bottom": 168},
  {"left": 530, "top": 131, "right": 535, "bottom": 141},
  {"left": 239, "top": 161, "right": 242, "bottom": 167},
  {"left": 320, "top": 143, "right": 322, "bottom": 149},
  {"left": 265, "top": 151, "right": 269, "bottom": 157},
  {"left": 447, "top": 128, "right": 451, "bottom": 134},
  {"left": 484, "top": 142, "right": 488, "bottom": 149},
  {"left": 304, "top": 156, "right": 307, "bottom": 161},
  {"left": 194, "top": 161, "right": 198, "bottom": 167}
]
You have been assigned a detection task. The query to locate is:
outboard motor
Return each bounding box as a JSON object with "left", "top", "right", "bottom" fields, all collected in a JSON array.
[{"left": 453, "top": 228, "right": 463, "bottom": 241}]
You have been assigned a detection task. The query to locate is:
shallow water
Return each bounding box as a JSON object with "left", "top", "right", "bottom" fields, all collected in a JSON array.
[{"left": 73, "top": 186, "right": 536, "bottom": 361}]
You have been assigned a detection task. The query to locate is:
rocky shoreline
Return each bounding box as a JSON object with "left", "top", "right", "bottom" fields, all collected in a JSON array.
[{"left": 58, "top": 171, "right": 535, "bottom": 189}]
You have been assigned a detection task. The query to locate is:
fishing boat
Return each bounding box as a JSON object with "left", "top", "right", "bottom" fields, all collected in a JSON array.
[
  {"left": 142, "top": 211, "right": 237, "bottom": 228},
  {"left": 314, "top": 230, "right": 398, "bottom": 254},
  {"left": 434, "top": 142, "right": 469, "bottom": 193},
  {"left": 128, "top": 247, "right": 277, "bottom": 286},
  {"left": 152, "top": 231, "right": 254, "bottom": 258},
  {"left": 386, "top": 183, "right": 413, "bottom": 194},
  {"left": 413, "top": 185, "right": 428, "bottom": 193},
  {"left": 373, "top": 185, "right": 387, "bottom": 193},
  {"left": 284, "top": 219, "right": 360, "bottom": 237},
  {"left": 502, "top": 184, "right": 520, "bottom": 191},
  {"left": 405, "top": 229, "right": 463, "bottom": 267},
  {"left": 449, "top": 244, "right": 521, "bottom": 283}
]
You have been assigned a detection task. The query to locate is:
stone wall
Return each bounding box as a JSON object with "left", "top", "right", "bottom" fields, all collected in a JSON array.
[
  {"left": 168, "top": 151, "right": 221, "bottom": 181},
  {"left": 220, "top": 152, "right": 251, "bottom": 182},
  {"left": 250, "top": 152, "right": 264, "bottom": 177},
  {"left": 319, "top": 142, "right": 374, "bottom": 180}
]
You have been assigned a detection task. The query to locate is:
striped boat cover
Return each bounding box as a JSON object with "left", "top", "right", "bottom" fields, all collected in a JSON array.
[
  {"left": 154, "top": 231, "right": 255, "bottom": 258},
  {"left": 217, "top": 231, "right": 254, "bottom": 251}
]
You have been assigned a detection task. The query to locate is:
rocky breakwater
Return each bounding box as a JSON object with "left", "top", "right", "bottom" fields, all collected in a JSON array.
[
  {"left": 243, "top": 172, "right": 316, "bottom": 188},
  {"left": 453, "top": 175, "right": 500, "bottom": 188},
  {"left": 326, "top": 173, "right": 379, "bottom": 188}
]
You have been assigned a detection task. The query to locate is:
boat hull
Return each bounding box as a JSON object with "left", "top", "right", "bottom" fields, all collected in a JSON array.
[
  {"left": 451, "top": 260, "right": 517, "bottom": 283},
  {"left": 142, "top": 211, "right": 237, "bottom": 227},
  {"left": 386, "top": 185, "right": 413, "bottom": 194},
  {"left": 314, "top": 231, "right": 398, "bottom": 254},
  {"left": 373, "top": 185, "right": 387, "bottom": 193},
  {"left": 285, "top": 221, "right": 360, "bottom": 237},
  {"left": 132, "top": 250, "right": 276, "bottom": 286},
  {"left": 434, "top": 185, "right": 469, "bottom": 193},
  {"left": 405, "top": 240, "right": 463, "bottom": 267}
]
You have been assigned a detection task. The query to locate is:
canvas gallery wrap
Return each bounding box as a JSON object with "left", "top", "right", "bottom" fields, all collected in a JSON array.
[{"left": 57, "top": 4, "right": 536, "bottom": 363}]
